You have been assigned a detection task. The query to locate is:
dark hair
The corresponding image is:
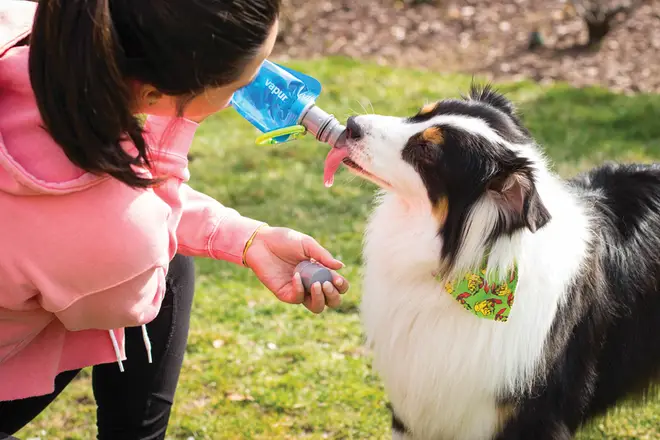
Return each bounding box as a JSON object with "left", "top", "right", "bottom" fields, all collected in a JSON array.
[{"left": 28, "top": 0, "right": 280, "bottom": 188}]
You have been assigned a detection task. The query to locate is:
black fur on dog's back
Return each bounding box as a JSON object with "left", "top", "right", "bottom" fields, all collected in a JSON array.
[{"left": 496, "top": 163, "right": 660, "bottom": 439}]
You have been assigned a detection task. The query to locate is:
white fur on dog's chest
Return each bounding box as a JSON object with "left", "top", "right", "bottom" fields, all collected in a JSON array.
[{"left": 360, "top": 192, "right": 590, "bottom": 440}]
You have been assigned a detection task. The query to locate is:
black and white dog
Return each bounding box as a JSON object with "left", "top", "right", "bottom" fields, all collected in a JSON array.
[{"left": 326, "top": 86, "right": 660, "bottom": 439}]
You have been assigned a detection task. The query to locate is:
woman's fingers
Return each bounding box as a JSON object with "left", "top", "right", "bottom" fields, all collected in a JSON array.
[
  {"left": 303, "top": 282, "right": 326, "bottom": 314},
  {"left": 291, "top": 272, "right": 306, "bottom": 303},
  {"left": 330, "top": 270, "right": 349, "bottom": 294},
  {"left": 322, "top": 281, "right": 342, "bottom": 308}
]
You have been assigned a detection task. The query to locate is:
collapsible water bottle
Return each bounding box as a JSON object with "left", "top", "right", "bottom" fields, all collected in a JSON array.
[{"left": 230, "top": 60, "right": 346, "bottom": 148}]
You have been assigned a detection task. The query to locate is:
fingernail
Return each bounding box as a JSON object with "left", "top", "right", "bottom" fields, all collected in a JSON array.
[
  {"left": 335, "top": 278, "right": 344, "bottom": 287},
  {"left": 322, "top": 281, "right": 333, "bottom": 294}
]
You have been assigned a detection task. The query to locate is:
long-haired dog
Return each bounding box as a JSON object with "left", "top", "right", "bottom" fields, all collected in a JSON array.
[{"left": 328, "top": 86, "right": 660, "bottom": 439}]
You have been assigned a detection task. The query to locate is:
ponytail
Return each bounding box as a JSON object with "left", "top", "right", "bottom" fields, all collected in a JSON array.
[{"left": 29, "top": 0, "right": 156, "bottom": 188}]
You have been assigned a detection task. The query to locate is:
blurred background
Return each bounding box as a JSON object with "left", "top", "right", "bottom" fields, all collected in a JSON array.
[
  {"left": 274, "top": 0, "right": 659, "bottom": 94},
  {"left": 17, "top": 1, "right": 660, "bottom": 439}
]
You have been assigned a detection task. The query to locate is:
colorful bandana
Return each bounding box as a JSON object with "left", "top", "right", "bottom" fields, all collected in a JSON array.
[{"left": 438, "top": 252, "right": 518, "bottom": 322}]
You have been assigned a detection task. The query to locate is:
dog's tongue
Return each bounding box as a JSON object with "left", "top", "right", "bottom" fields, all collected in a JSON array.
[{"left": 323, "top": 146, "right": 349, "bottom": 188}]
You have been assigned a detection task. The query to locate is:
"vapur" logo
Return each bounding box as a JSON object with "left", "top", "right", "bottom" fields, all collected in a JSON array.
[{"left": 265, "top": 79, "right": 289, "bottom": 102}]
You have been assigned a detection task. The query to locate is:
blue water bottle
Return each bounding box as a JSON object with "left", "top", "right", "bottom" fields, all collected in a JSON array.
[{"left": 230, "top": 60, "right": 347, "bottom": 148}]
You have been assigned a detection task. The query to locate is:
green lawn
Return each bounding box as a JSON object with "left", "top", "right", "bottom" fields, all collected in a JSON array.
[{"left": 18, "top": 57, "right": 660, "bottom": 439}]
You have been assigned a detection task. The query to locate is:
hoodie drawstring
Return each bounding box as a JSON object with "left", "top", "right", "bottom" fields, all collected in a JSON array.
[
  {"left": 141, "top": 324, "right": 153, "bottom": 364},
  {"left": 108, "top": 325, "right": 153, "bottom": 372},
  {"left": 108, "top": 329, "right": 124, "bottom": 372}
]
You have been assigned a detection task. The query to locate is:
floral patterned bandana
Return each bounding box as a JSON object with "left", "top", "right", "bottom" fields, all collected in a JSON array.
[{"left": 438, "top": 250, "right": 518, "bottom": 323}]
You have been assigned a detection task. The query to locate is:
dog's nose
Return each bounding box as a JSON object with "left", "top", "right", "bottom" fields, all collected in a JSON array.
[{"left": 346, "top": 116, "right": 364, "bottom": 141}]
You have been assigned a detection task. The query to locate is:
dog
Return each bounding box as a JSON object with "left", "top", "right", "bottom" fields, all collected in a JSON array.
[{"left": 329, "top": 85, "right": 660, "bottom": 439}]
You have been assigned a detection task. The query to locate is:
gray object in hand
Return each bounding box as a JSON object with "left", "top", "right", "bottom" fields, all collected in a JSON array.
[{"left": 295, "top": 260, "right": 334, "bottom": 293}]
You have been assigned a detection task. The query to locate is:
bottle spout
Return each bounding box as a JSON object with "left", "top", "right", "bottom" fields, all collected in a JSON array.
[
  {"left": 333, "top": 129, "right": 348, "bottom": 149},
  {"left": 299, "top": 105, "right": 347, "bottom": 148}
]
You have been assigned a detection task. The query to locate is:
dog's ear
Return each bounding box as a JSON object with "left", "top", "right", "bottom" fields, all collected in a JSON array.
[
  {"left": 468, "top": 84, "right": 516, "bottom": 117},
  {"left": 488, "top": 171, "right": 551, "bottom": 233}
]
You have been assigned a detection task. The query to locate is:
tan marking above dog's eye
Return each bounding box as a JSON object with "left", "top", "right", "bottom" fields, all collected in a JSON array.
[
  {"left": 422, "top": 126, "right": 444, "bottom": 144},
  {"left": 419, "top": 102, "right": 437, "bottom": 115},
  {"left": 432, "top": 197, "right": 449, "bottom": 226}
]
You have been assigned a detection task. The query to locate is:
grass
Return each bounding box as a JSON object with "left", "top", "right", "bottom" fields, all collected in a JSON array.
[{"left": 17, "top": 57, "right": 660, "bottom": 440}]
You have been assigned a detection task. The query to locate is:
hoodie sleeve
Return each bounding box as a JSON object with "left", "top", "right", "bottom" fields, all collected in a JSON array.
[
  {"left": 143, "top": 116, "right": 265, "bottom": 265},
  {"left": 175, "top": 185, "right": 266, "bottom": 263}
]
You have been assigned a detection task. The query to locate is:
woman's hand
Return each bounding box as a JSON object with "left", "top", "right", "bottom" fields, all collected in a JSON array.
[{"left": 244, "top": 226, "right": 350, "bottom": 313}]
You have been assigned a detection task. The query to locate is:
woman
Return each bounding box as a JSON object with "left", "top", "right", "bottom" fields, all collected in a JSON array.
[{"left": 0, "top": 0, "right": 349, "bottom": 437}]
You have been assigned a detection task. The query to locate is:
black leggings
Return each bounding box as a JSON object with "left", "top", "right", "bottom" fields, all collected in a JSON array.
[{"left": 0, "top": 254, "right": 195, "bottom": 440}]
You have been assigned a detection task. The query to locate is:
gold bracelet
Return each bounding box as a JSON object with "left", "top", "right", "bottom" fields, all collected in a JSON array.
[{"left": 242, "top": 223, "right": 268, "bottom": 267}]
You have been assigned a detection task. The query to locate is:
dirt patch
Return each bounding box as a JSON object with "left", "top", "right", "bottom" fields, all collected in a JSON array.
[{"left": 273, "top": 0, "right": 660, "bottom": 94}]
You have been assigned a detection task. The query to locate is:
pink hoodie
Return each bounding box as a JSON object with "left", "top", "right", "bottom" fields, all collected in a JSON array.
[{"left": 0, "top": 2, "right": 264, "bottom": 401}]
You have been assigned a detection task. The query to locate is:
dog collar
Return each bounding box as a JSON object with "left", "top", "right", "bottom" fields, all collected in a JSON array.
[{"left": 437, "top": 248, "right": 518, "bottom": 322}]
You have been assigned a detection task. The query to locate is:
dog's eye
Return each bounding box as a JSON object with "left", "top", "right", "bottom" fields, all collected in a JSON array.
[{"left": 403, "top": 132, "right": 443, "bottom": 167}]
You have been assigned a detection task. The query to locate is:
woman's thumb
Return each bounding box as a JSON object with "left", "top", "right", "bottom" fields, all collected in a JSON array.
[{"left": 301, "top": 236, "right": 344, "bottom": 270}]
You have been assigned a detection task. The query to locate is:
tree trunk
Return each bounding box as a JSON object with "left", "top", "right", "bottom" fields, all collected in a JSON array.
[
  {"left": 571, "top": 1, "right": 637, "bottom": 47},
  {"left": 585, "top": 18, "right": 612, "bottom": 45}
]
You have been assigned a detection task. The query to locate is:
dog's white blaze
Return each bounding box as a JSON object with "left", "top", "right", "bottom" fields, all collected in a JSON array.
[{"left": 357, "top": 115, "right": 592, "bottom": 439}]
